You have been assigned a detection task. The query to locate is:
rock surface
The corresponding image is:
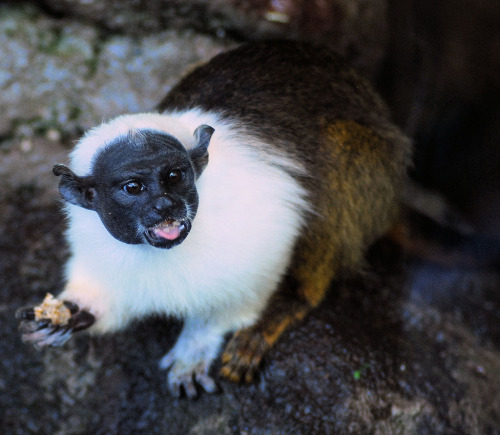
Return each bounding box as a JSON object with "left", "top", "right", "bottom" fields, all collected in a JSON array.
[
  {"left": 2, "top": 180, "right": 499, "bottom": 433},
  {"left": 1, "top": 2, "right": 499, "bottom": 434},
  {"left": 37, "top": 0, "right": 388, "bottom": 77},
  {"left": 0, "top": 4, "right": 235, "bottom": 140}
]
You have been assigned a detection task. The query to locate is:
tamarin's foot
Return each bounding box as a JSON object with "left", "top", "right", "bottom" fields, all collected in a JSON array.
[
  {"left": 220, "top": 327, "right": 272, "bottom": 383},
  {"left": 158, "top": 318, "right": 222, "bottom": 399},
  {"left": 159, "top": 350, "right": 219, "bottom": 399},
  {"left": 219, "top": 290, "right": 312, "bottom": 384},
  {"left": 16, "top": 301, "right": 95, "bottom": 349},
  {"left": 220, "top": 327, "right": 270, "bottom": 384}
]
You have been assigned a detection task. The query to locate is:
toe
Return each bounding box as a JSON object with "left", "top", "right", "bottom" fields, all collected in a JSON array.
[
  {"left": 196, "top": 373, "right": 219, "bottom": 394},
  {"left": 167, "top": 376, "right": 183, "bottom": 398},
  {"left": 158, "top": 352, "right": 175, "bottom": 370},
  {"left": 183, "top": 377, "right": 198, "bottom": 400},
  {"left": 19, "top": 319, "right": 49, "bottom": 334}
]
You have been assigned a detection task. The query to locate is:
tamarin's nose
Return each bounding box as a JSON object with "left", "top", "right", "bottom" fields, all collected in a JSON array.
[{"left": 153, "top": 196, "right": 173, "bottom": 211}]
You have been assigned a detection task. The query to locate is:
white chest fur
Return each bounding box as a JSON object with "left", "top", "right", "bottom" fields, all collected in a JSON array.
[{"left": 60, "top": 110, "right": 309, "bottom": 333}]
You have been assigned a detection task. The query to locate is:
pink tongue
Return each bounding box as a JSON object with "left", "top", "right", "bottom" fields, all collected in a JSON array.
[{"left": 153, "top": 223, "right": 181, "bottom": 240}]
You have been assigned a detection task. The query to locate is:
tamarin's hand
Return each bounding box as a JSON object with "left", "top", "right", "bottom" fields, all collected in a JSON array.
[{"left": 16, "top": 301, "right": 95, "bottom": 349}]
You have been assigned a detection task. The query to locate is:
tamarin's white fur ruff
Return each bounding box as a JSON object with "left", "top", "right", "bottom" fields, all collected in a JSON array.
[{"left": 59, "top": 109, "right": 310, "bottom": 345}]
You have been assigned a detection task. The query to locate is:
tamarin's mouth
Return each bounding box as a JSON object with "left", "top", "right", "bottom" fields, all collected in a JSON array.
[
  {"left": 145, "top": 219, "right": 191, "bottom": 248},
  {"left": 152, "top": 219, "right": 184, "bottom": 240}
]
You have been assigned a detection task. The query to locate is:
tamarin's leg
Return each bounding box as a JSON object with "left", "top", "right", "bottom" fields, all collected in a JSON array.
[
  {"left": 220, "top": 120, "right": 400, "bottom": 383},
  {"left": 220, "top": 280, "right": 312, "bottom": 383},
  {"left": 159, "top": 316, "right": 224, "bottom": 399},
  {"left": 220, "top": 239, "right": 339, "bottom": 383}
]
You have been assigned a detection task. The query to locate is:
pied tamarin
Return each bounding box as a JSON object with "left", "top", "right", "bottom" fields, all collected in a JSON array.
[{"left": 17, "top": 41, "right": 412, "bottom": 398}]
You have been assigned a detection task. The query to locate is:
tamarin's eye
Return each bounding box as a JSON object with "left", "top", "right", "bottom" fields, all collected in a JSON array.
[
  {"left": 123, "top": 181, "right": 144, "bottom": 195},
  {"left": 168, "top": 170, "right": 183, "bottom": 184}
]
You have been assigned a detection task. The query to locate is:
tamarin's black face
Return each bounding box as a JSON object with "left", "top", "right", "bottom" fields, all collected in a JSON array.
[{"left": 54, "top": 125, "right": 214, "bottom": 249}]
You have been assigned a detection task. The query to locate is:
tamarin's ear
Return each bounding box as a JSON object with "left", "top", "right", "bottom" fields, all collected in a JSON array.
[
  {"left": 52, "top": 164, "right": 97, "bottom": 210},
  {"left": 189, "top": 124, "right": 214, "bottom": 178}
]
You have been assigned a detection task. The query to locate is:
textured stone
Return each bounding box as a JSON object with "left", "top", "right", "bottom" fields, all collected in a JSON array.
[
  {"left": 0, "top": 4, "right": 234, "bottom": 139},
  {"left": 37, "top": 0, "right": 388, "bottom": 77}
]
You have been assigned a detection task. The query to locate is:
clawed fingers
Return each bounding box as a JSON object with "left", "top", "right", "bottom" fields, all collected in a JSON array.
[
  {"left": 18, "top": 319, "right": 51, "bottom": 334},
  {"left": 168, "top": 372, "right": 198, "bottom": 399},
  {"left": 167, "top": 369, "right": 220, "bottom": 399},
  {"left": 220, "top": 328, "right": 269, "bottom": 384},
  {"left": 19, "top": 319, "right": 73, "bottom": 349},
  {"left": 163, "top": 357, "right": 221, "bottom": 399},
  {"left": 17, "top": 302, "right": 76, "bottom": 350},
  {"left": 17, "top": 299, "right": 95, "bottom": 350},
  {"left": 195, "top": 372, "right": 219, "bottom": 395}
]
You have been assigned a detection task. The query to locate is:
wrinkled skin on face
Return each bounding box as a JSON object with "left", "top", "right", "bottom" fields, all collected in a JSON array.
[{"left": 53, "top": 125, "right": 213, "bottom": 249}]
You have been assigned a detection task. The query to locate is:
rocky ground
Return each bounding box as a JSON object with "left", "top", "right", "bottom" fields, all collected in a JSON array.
[{"left": 1, "top": 2, "right": 499, "bottom": 434}]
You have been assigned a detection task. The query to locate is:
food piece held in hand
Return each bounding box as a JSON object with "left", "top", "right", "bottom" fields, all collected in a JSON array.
[{"left": 34, "top": 293, "right": 72, "bottom": 325}]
